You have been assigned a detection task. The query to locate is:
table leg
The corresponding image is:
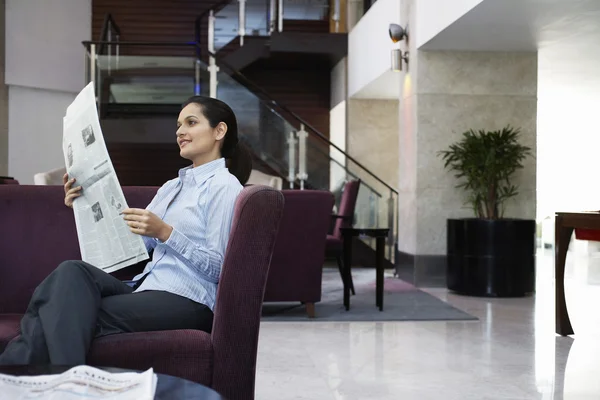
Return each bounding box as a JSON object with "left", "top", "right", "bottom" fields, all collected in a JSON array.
[
  {"left": 376, "top": 236, "right": 385, "bottom": 311},
  {"left": 343, "top": 233, "right": 353, "bottom": 311},
  {"left": 555, "top": 216, "right": 574, "bottom": 336}
]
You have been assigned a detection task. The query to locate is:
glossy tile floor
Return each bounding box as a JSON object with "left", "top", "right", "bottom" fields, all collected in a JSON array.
[{"left": 255, "top": 247, "right": 600, "bottom": 399}]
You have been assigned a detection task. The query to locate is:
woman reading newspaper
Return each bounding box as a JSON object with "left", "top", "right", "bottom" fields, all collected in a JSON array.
[{"left": 0, "top": 97, "right": 252, "bottom": 365}]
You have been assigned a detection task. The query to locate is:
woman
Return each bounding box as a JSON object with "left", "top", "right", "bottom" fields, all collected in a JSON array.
[{"left": 0, "top": 96, "right": 252, "bottom": 366}]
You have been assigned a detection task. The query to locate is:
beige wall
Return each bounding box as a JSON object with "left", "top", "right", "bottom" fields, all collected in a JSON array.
[
  {"left": 398, "top": 11, "right": 537, "bottom": 258},
  {"left": 398, "top": 0, "right": 537, "bottom": 257},
  {"left": 347, "top": 99, "right": 399, "bottom": 191},
  {"left": 0, "top": 0, "right": 7, "bottom": 176},
  {"left": 415, "top": 51, "right": 537, "bottom": 255}
]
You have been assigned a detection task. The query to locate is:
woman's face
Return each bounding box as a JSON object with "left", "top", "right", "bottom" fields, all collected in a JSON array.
[{"left": 176, "top": 103, "right": 227, "bottom": 167}]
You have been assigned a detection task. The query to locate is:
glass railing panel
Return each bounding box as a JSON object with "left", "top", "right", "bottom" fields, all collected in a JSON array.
[
  {"left": 83, "top": 41, "right": 398, "bottom": 262},
  {"left": 214, "top": 1, "right": 239, "bottom": 51},
  {"left": 86, "top": 43, "right": 199, "bottom": 106},
  {"left": 213, "top": 62, "right": 294, "bottom": 182},
  {"left": 282, "top": 0, "right": 330, "bottom": 21},
  {"left": 214, "top": 0, "right": 269, "bottom": 52}
]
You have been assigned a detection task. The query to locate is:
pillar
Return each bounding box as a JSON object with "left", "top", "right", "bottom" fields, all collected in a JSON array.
[{"left": 397, "top": 0, "right": 537, "bottom": 285}]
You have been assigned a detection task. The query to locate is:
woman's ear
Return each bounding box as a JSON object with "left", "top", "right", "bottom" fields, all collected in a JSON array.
[{"left": 214, "top": 122, "right": 228, "bottom": 141}]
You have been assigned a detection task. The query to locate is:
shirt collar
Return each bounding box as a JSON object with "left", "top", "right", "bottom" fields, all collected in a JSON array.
[{"left": 178, "top": 158, "right": 226, "bottom": 186}]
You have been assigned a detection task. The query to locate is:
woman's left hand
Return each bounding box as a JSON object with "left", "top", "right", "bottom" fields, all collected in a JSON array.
[{"left": 121, "top": 208, "right": 173, "bottom": 242}]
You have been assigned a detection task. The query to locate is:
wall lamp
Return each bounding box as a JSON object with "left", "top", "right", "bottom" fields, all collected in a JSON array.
[
  {"left": 389, "top": 23, "right": 409, "bottom": 71},
  {"left": 389, "top": 23, "right": 408, "bottom": 43},
  {"left": 391, "top": 49, "right": 409, "bottom": 72}
]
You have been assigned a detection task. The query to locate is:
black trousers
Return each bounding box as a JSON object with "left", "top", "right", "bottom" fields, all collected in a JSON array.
[{"left": 0, "top": 260, "right": 213, "bottom": 366}]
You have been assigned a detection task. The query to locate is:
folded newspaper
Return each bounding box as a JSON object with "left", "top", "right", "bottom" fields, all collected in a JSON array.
[
  {"left": 63, "top": 83, "right": 149, "bottom": 273},
  {"left": 0, "top": 365, "right": 157, "bottom": 400}
]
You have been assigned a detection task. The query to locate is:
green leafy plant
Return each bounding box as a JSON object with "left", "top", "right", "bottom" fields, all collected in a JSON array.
[{"left": 438, "top": 126, "right": 531, "bottom": 220}]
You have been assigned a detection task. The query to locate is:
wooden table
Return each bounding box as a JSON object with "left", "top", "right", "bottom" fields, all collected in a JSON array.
[
  {"left": 555, "top": 211, "right": 600, "bottom": 336},
  {"left": 341, "top": 227, "right": 390, "bottom": 311}
]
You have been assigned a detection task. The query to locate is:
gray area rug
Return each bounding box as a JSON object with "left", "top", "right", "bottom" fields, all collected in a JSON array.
[{"left": 261, "top": 268, "right": 478, "bottom": 322}]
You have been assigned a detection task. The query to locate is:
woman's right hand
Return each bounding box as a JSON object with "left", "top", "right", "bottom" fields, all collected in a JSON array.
[{"left": 63, "top": 173, "right": 83, "bottom": 208}]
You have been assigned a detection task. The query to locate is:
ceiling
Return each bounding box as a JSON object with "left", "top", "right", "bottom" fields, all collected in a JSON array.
[
  {"left": 420, "top": 0, "right": 600, "bottom": 94},
  {"left": 420, "top": 0, "right": 600, "bottom": 52}
]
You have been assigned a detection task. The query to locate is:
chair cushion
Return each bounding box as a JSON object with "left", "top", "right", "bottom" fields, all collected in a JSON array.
[
  {"left": 0, "top": 314, "right": 22, "bottom": 353},
  {"left": 326, "top": 235, "right": 343, "bottom": 251},
  {"left": 575, "top": 228, "right": 600, "bottom": 242},
  {"left": 88, "top": 330, "right": 213, "bottom": 386}
]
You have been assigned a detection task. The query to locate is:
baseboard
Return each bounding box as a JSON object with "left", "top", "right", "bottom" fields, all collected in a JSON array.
[{"left": 395, "top": 250, "right": 447, "bottom": 288}]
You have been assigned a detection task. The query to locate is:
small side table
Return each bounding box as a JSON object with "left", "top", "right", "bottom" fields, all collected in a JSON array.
[{"left": 340, "top": 227, "right": 390, "bottom": 311}]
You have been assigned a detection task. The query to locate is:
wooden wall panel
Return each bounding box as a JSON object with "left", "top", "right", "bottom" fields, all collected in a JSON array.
[
  {"left": 92, "top": 0, "right": 218, "bottom": 56},
  {"left": 242, "top": 56, "right": 331, "bottom": 137}
]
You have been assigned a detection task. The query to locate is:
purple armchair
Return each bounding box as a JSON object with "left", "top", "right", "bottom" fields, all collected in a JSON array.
[
  {"left": 326, "top": 180, "right": 361, "bottom": 294},
  {"left": 263, "top": 190, "right": 334, "bottom": 317},
  {"left": 0, "top": 184, "right": 285, "bottom": 400}
]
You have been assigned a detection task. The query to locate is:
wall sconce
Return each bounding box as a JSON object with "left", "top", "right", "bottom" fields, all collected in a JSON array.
[
  {"left": 389, "top": 23, "right": 409, "bottom": 43},
  {"left": 391, "top": 49, "right": 409, "bottom": 72},
  {"left": 389, "top": 23, "right": 409, "bottom": 72}
]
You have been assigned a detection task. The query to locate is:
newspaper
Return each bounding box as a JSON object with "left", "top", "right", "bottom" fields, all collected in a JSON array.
[
  {"left": 0, "top": 365, "right": 157, "bottom": 400},
  {"left": 63, "top": 83, "right": 149, "bottom": 273}
]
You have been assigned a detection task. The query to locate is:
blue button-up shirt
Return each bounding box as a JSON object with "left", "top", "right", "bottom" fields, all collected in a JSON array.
[{"left": 132, "top": 158, "right": 242, "bottom": 311}]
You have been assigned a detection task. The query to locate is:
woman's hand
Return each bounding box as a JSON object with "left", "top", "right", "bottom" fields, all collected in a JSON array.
[
  {"left": 121, "top": 208, "right": 173, "bottom": 242},
  {"left": 63, "top": 173, "right": 83, "bottom": 208}
]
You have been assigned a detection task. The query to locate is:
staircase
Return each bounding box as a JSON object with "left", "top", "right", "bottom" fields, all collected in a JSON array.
[{"left": 83, "top": 4, "right": 398, "bottom": 266}]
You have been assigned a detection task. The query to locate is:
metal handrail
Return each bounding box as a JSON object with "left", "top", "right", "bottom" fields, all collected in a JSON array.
[{"left": 209, "top": 50, "right": 398, "bottom": 194}]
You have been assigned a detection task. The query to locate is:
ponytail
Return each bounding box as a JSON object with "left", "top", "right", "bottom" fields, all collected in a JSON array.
[{"left": 226, "top": 143, "right": 252, "bottom": 185}]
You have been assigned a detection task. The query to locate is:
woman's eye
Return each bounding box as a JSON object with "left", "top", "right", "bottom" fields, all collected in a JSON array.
[{"left": 189, "top": 121, "right": 196, "bottom": 126}]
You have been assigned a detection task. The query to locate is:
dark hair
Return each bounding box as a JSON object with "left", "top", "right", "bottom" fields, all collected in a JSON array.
[{"left": 182, "top": 96, "right": 252, "bottom": 185}]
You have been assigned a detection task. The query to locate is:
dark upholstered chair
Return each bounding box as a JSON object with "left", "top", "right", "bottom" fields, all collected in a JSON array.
[
  {"left": 0, "top": 185, "right": 285, "bottom": 400},
  {"left": 326, "top": 180, "right": 361, "bottom": 294},
  {"left": 263, "top": 190, "right": 334, "bottom": 317}
]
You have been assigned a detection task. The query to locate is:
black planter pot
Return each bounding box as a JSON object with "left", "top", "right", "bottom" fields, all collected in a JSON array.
[{"left": 447, "top": 218, "right": 536, "bottom": 297}]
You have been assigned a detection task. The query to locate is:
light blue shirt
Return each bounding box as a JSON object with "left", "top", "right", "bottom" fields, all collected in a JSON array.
[{"left": 132, "top": 158, "right": 242, "bottom": 311}]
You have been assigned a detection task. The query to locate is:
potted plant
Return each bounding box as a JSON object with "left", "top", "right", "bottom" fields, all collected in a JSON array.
[{"left": 438, "top": 126, "right": 535, "bottom": 297}]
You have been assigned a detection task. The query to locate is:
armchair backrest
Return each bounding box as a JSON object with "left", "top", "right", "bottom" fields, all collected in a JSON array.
[
  {"left": 0, "top": 185, "right": 157, "bottom": 313},
  {"left": 264, "top": 190, "right": 334, "bottom": 302},
  {"left": 0, "top": 177, "right": 19, "bottom": 184},
  {"left": 332, "top": 180, "right": 361, "bottom": 239},
  {"left": 210, "top": 185, "right": 284, "bottom": 400}
]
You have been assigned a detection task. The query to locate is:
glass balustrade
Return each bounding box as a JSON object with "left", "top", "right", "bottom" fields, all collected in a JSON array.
[{"left": 82, "top": 40, "right": 398, "bottom": 263}]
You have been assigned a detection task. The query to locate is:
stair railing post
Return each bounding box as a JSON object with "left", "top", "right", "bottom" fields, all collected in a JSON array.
[
  {"left": 332, "top": 0, "right": 341, "bottom": 33},
  {"left": 296, "top": 124, "right": 308, "bottom": 190},
  {"left": 194, "top": 60, "right": 201, "bottom": 95},
  {"left": 116, "top": 33, "right": 120, "bottom": 71},
  {"left": 107, "top": 27, "right": 112, "bottom": 75},
  {"left": 238, "top": 0, "right": 246, "bottom": 46},
  {"left": 277, "top": 0, "right": 283, "bottom": 32},
  {"left": 208, "top": 10, "right": 219, "bottom": 98},
  {"left": 387, "top": 190, "right": 394, "bottom": 260},
  {"left": 287, "top": 130, "right": 297, "bottom": 189},
  {"left": 269, "top": 0, "right": 277, "bottom": 34}
]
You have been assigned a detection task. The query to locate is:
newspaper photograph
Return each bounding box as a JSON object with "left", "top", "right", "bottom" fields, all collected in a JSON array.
[
  {"left": 0, "top": 365, "right": 157, "bottom": 400},
  {"left": 63, "top": 82, "right": 149, "bottom": 273}
]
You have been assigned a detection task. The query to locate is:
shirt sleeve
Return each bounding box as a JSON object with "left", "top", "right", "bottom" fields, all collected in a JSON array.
[
  {"left": 141, "top": 184, "right": 168, "bottom": 252},
  {"left": 163, "top": 180, "right": 241, "bottom": 283}
]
